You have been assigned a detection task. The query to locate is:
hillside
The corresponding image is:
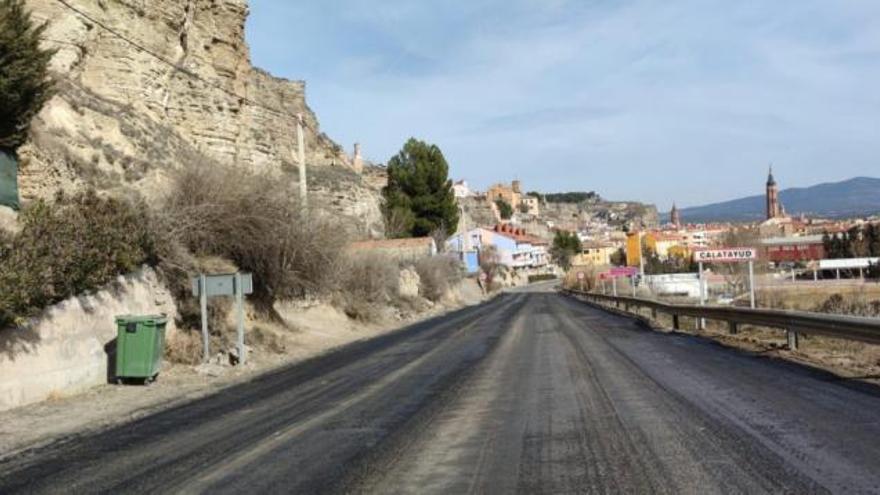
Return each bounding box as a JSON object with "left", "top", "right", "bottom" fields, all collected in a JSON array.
[
  {"left": 16, "top": 0, "right": 383, "bottom": 236},
  {"left": 672, "top": 177, "right": 880, "bottom": 223}
]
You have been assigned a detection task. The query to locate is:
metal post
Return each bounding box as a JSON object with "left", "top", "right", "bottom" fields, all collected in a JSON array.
[
  {"left": 297, "top": 113, "right": 308, "bottom": 209},
  {"left": 728, "top": 321, "right": 738, "bottom": 335},
  {"left": 602, "top": 279, "right": 607, "bottom": 295},
  {"left": 200, "top": 274, "right": 209, "bottom": 363},
  {"left": 836, "top": 269, "right": 841, "bottom": 280},
  {"left": 613, "top": 277, "right": 618, "bottom": 297},
  {"left": 860, "top": 267, "right": 865, "bottom": 280},
  {"left": 235, "top": 272, "right": 246, "bottom": 366},
  {"left": 791, "top": 267, "right": 796, "bottom": 282},
  {"left": 749, "top": 260, "right": 756, "bottom": 309},
  {"left": 787, "top": 330, "right": 799, "bottom": 351},
  {"left": 813, "top": 269, "right": 818, "bottom": 282},
  {"left": 698, "top": 261, "right": 706, "bottom": 330},
  {"left": 632, "top": 276, "right": 637, "bottom": 298},
  {"left": 639, "top": 231, "right": 645, "bottom": 278}
]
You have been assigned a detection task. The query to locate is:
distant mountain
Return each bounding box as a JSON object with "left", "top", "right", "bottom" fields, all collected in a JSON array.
[{"left": 671, "top": 177, "right": 880, "bottom": 223}]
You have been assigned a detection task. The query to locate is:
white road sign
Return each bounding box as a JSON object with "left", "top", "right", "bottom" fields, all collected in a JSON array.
[{"left": 695, "top": 247, "right": 757, "bottom": 263}]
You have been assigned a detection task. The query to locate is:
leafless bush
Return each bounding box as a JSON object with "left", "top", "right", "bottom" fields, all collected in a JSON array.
[
  {"left": 157, "top": 162, "right": 346, "bottom": 315},
  {"left": 479, "top": 245, "right": 503, "bottom": 292},
  {"left": 165, "top": 330, "right": 203, "bottom": 365},
  {"left": 334, "top": 253, "right": 400, "bottom": 321},
  {"left": 415, "top": 255, "right": 464, "bottom": 302}
]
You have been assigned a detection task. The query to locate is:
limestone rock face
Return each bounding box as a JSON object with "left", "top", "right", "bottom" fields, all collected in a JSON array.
[
  {"left": 397, "top": 267, "right": 420, "bottom": 300},
  {"left": 19, "top": 0, "right": 383, "bottom": 235}
]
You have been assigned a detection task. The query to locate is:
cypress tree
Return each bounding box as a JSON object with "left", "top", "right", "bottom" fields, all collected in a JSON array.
[
  {"left": 0, "top": 0, "right": 55, "bottom": 152},
  {"left": 382, "top": 138, "right": 459, "bottom": 239}
]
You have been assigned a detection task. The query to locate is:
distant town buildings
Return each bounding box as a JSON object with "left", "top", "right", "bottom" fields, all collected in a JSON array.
[
  {"left": 445, "top": 224, "right": 550, "bottom": 274},
  {"left": 486, "top": 181, "right": 523, "bottom": 210}
]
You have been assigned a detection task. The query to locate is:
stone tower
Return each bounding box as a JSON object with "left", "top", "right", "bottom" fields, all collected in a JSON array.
[
  {"left": 352, "top": 143, "right": 364, "bottom": 174},
  {"left": 766, "top": 166, "right": 780, "bottom": 220},
  {"left": 670, "top": 202, "right": 681, "bottom": 227}
]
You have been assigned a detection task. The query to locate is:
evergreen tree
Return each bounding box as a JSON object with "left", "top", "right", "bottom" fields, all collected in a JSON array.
[
  {"left": 867, "top": 224, "right": 880, "bottom": 257},
  {"left": 382, "top": 138, "right": 459, "bottom": 238},
  {"left": 551, "top": 231, "right": 582, "bottom": 270},
  {"left": 495, "top": 199, "right": 513, "bottom": 220},
  {"left": 0, "top": 0, "right": 55, "bottom": 152}
]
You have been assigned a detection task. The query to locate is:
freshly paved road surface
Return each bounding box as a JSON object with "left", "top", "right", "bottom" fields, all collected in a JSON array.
[{"left": 2, "top": 287, "right": 880, "bottom": 494}]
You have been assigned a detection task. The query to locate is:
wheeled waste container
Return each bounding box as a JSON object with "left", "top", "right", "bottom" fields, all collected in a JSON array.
[{"left": 115, "top": 315, "right": 167, "bottom": 384}]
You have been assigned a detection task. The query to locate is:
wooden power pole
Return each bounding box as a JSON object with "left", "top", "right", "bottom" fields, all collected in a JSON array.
[{"left": 297, "top": 113, "right": 308, "bottom": 208}]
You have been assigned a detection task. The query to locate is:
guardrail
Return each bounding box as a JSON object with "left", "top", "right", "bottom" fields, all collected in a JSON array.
[{"left": 563, "top": 289, "right": 880, "bottom": 349}]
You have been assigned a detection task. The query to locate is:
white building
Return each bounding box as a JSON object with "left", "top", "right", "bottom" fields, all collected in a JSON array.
[{"left": 453, "top": 180, "right": 473, "bottom": 199}]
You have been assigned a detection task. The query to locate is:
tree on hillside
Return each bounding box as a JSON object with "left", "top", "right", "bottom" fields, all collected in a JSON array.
[
  {"left": 382, "top": 138, "right": 459, "bottom": 239},
  {"left": 551, "top": 230, "right": 582, "bottom": 270},
  {"left": 495, "top": 199, "right": 513, "bottom": 220},
  {"left": 0, "top": 0, "right": 55, "bottom": 152},
  {"left": 610, "top": 247, "right": 626, "bottom": 267},
  {"left": 868, "top": 224, "right": 880, "bottom": 257}
]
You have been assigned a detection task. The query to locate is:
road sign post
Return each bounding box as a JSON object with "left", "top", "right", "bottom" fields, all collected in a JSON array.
[
  {"left": 192, "top": 272, "right": 254, "bottom": 365},
  {"left": 749, "top": 260, "right": 756, "bottom": 309},
  {"left": 199, "top": 274, "right": 208, "bottom": 363},
  {"left": 694, "top": 247, "right": 758, "bottom": 311},
  {"left": 698, "top": 261, "right": 705, "bottom": 330}
]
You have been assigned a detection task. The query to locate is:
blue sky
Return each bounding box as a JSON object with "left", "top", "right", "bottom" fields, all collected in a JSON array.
[{"left": 246, "top": 0, "right": 880, "bottom": 210}]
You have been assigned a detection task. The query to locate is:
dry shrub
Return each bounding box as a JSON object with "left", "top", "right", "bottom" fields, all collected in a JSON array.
[
  {"left": 815, "top": 294, "right": 880, "bottom": 318},
  {"left": 250, "top": 324, "right": 288, "bottom": 354},
  {"left": 165, "top": 330, "right": 203, "bottom": 365},
  {"left": 415, "top": 255, "right": 464, "bottom": 302},
  {"left": 157, "top": 162, "right": 345, "bottom": 314},
  {"left": 0, "top": 190, "right": 157, "bottom": 327},
  {"left": 335, "top": 253, "right": 399, "bottom": 321}
]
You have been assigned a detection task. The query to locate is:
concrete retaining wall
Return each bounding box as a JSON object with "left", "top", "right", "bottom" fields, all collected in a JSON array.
[{"left": 0, "top": 267, "right": 177, "bottom": 412}]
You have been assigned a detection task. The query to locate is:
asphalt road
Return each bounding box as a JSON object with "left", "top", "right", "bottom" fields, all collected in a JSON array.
[{"left": 3, "top": 287, "right": 880, "bottom": 494}]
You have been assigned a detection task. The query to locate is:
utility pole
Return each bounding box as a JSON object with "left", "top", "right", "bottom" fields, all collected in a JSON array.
[
  {"left": 639, "top": 231, "right": 646, "bottom": 278},
  {"left": 297, "top": 113, "right": 308, "bottom": 209}
]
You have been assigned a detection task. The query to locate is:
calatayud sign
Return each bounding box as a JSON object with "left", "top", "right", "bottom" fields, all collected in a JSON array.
[{"left": 695, "top": 247, "right": 757, "bottom": 263}]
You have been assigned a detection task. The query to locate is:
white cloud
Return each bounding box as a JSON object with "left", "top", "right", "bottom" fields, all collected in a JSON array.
[{"left": 248, "top": 0, "right": 880, "bottom": 209}]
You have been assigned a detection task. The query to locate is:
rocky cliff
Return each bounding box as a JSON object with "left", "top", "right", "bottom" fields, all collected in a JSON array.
[{"left": 19, "top": 0, "right": 383, "bottom": 236}]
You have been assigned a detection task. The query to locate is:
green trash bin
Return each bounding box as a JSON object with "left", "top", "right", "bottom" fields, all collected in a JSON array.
[{"left": 115, "top": 315, "right": 167, "bottom": 384}]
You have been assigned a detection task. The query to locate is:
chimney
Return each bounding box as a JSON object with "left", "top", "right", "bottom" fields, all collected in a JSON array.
[{"left": 352, "top": 143, "right": 363, "bottom": 174}]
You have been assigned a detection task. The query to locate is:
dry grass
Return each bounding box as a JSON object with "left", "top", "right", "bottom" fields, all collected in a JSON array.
[
  {"left": 165, "top": 330, "right": 203, "bottom": 365},
  {"left": 334, "top": 253, "right": 400, "bottom": 322},
  {"left": 415, "top": 255, "right": 464, "bottom": 302},
  {"left": 156, "top": 162, "right": 346, "bottom": 314}
]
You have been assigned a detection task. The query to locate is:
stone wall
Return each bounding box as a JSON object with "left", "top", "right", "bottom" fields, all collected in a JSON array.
[{"left": 0, "top": 268, "right": 177, "bottom": 412}]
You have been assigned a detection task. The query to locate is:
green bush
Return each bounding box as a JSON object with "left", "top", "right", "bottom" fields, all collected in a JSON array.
[{"left": 0, "top": 190, "right": 157, "bottom": 326}]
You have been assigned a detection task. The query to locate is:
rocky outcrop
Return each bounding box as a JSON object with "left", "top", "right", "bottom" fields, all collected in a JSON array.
[
  {"left": 538, "top": 199, "right": 659, "bottom": 231},
  {"left": 19, "top": 0, "right": 383, "bottom": 234}
]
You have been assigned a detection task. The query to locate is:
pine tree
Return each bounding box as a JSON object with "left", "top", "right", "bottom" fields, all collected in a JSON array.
[
  {"left": 0, "top": 0, "right": 55, "bottom": 152},
  {"left": 551, "top": 231, "right": 582, "bottom": 270},
  {"left": 382, "top": 138, "right": 459, "bottom": 239},
  {"left": 867, "top": 223, "right": 880, "bottom": 257}
]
